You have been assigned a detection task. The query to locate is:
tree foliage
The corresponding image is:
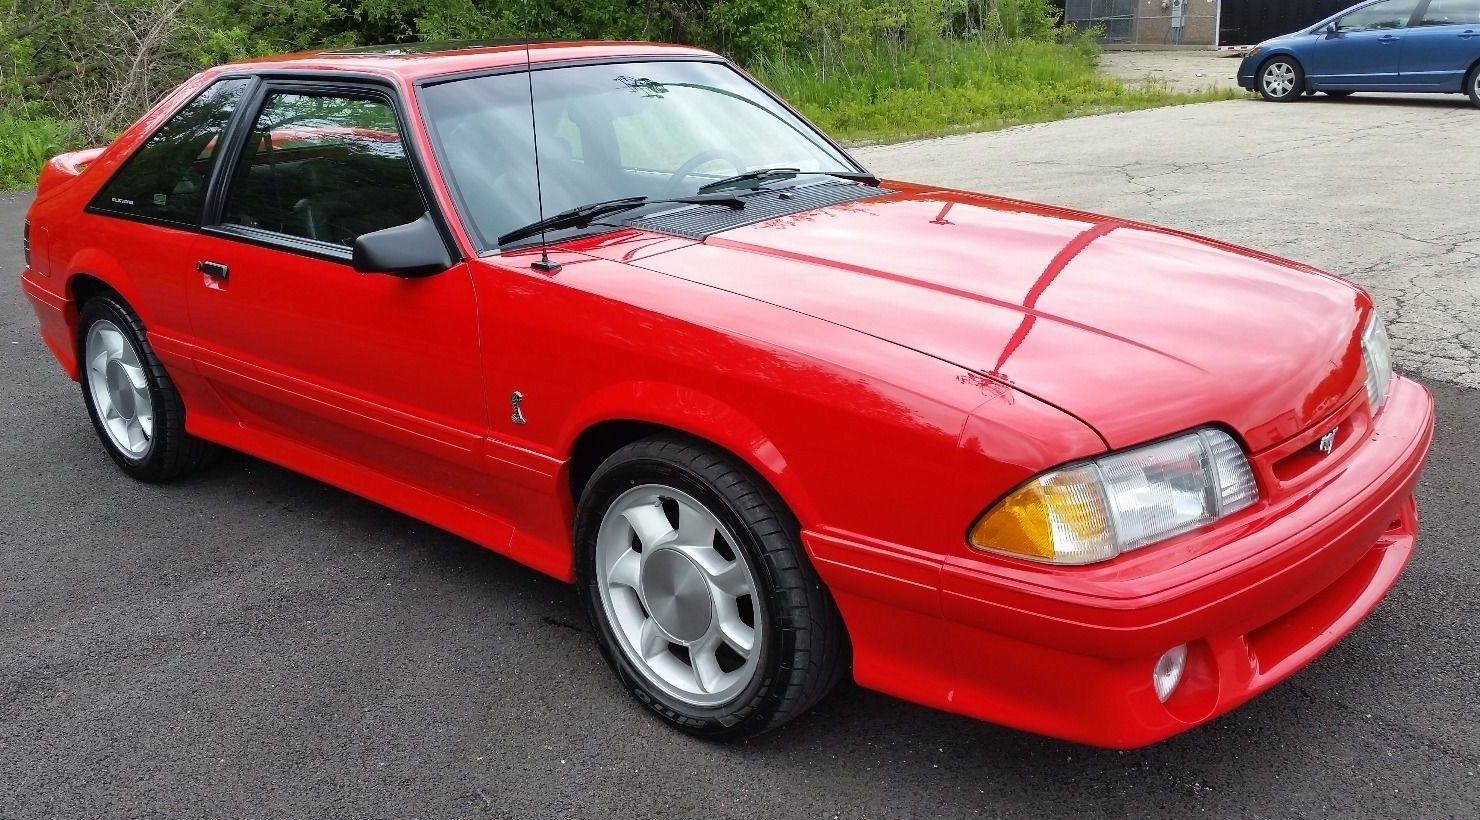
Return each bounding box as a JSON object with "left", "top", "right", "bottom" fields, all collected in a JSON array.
[{"left": 0, "top": 0, "right": 1065, "bottom": 142}]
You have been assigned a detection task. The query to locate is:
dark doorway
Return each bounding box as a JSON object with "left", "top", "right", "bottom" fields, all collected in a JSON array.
[{"left": 1219, "top": 1, "right": 1355, "bottom": 46}]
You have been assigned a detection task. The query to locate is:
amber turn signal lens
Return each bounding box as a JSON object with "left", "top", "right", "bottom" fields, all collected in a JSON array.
[{"left": 969, "top": 464, "right": 1117, "bottom": 564}]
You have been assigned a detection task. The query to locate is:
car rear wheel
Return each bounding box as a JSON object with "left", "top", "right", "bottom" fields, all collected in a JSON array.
[
  {"left": 78, "top": 294, "right": 217, "bottom": 481},
  {"left": 1468, "top": 65, "right": 1480, "bottom": 108},
  {"left": 1259, "top": 58, "right": 1305, "bottom": 102},
  {"left": 576, "top": 435, "right": 846, "bottom": 739}
]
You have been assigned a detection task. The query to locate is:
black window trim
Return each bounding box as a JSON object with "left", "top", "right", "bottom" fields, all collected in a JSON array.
[
  {"left": 83, "top": 73, "right": 260, "bottom": 230},
  {"left": 412, "top": 53, "right": 872, "bottom": 256},
  {"left": 200, "top": 74, "right": 464, "bottom": 267},
  {"left": 210, "top": 222, "right": 353, "bottom": 262}
]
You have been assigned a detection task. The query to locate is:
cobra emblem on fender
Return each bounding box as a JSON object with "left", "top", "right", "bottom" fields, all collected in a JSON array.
[{"left": 1317, "top": 428, "right": 1338, "bottom": 455}]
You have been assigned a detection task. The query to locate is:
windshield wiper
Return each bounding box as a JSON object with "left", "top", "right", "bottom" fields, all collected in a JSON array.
[
  {"left": 698, "top": 167, "right": 880, "bottom": 194},
  {"left": 497, "top": 194, "right": 743, "bottom": 247},
  {"left": 697, "top": 167, "right": 800, "bottom": 194},
  {"left": 822, "top": 170, "right": 881, "bottom": 185}
]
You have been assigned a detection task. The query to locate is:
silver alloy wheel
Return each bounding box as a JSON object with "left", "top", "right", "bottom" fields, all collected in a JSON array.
[
  {"left": 1263, "top": 62, "right": 1296, "bottom": 98},
  {"left": 595, "top": 484, "right": 763, "bottom": 707},
  {"left": 85, "top": 319, "right": 154, "bottom": 459},
  {"left": 1473, "top": 69, "right": 1479, "bottom": 98}
]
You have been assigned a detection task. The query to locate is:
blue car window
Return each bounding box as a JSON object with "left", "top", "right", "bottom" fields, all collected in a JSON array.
[
  {"left": 1419, "top": 0, "right": 1480, "bottom": 25},
  {"left": 1337, "top": 0, "right": 1422, "bottom": 30}
]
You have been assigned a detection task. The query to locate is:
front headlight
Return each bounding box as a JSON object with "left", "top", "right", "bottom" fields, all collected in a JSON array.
[
  {"left": 1362, "top": 314, "right": 1394, "bottom": 413},
  {"left": 969, "top": 429, "right": 1259, "bottom": 565}
]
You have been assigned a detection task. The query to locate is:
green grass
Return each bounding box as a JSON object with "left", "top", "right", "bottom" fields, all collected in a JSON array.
[
  {"left": 0, "top": 37, "right": 1239, "bottom": 188},
  {"left": 754, "top": 37, "right": 1240, "bottom": 144},
  {"left": 0, "top": 110, "right": 82, "bottom": 190}
]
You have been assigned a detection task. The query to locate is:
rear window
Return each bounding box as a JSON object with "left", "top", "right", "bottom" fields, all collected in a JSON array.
[
  {"left": 90, "top": 78, "right": 252, "bottom": 226},
  {"left": 1420, "top": 0, "right": 1480, "bottom": 24}
]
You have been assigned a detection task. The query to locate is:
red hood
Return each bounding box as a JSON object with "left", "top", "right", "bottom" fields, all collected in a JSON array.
[{"left": 633, "top": 184, "right": 1370, "bottom": 451}]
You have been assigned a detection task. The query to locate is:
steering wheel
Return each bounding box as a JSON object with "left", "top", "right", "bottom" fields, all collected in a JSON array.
[{"left": 665, "top": 149, "right": 747, "bottom": 194}]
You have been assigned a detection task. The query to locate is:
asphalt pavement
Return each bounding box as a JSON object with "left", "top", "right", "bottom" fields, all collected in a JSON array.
[{"left": 4, "top": 95, "right": 1479, "bottom": 819}]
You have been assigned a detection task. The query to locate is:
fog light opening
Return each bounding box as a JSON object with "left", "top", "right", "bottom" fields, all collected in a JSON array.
[{"left": 1154, "top": 645, "right": 1189, "bottom": 703}]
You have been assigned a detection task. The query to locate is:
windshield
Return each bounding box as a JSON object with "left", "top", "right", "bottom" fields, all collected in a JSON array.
[{"left": 420, "top": 59, "right": 859, "bottom": 250}]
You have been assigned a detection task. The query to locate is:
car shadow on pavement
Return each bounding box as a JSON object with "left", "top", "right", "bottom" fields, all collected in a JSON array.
[{"left": 1293, "top": 94, "right": 1473, "bottom": 109}]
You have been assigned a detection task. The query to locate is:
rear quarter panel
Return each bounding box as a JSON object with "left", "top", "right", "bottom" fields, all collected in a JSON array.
[{"left": 23, "top": 70, "right": 225, "bottom": 375}]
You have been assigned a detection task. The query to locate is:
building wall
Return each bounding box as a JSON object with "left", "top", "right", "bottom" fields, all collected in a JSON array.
[
  {"left": 1131, "top": 1, "right": 1221, "bottom": 47},
  {"left": 1066, "top": 0, "right": 1222, "bottom": 47},
  {"left": 1067, "top": 0, "right": 1361, "bottom": 48}
]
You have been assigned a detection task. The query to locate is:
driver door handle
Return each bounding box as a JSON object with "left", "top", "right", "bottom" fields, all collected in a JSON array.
[
  {"left": 1461, "top": 30, "right": 1478, "bottom": 39},
  {"left": 196, "top": 260, "right": 229, "bottom": 281}
]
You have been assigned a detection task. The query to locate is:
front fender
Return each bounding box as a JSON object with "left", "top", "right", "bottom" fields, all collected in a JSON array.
[
  {"left": 558, "top": 380, "right": 820, "bottom": 526},
  {"left": 1241, "top": 42, "right": 1309, "bottom": 86}
]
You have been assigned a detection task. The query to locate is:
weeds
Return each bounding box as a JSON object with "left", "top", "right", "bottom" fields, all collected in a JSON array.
[
  {"left": 755, "top": 35, "right": 1238, "bottom": 144},
  {"left": 0, "top": 110, "right": 81, "bottom": 189}
]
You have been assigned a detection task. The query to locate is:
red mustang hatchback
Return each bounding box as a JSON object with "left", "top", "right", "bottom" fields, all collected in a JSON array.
[{"left": 20, "top": 41, "right": 1434, "bottom": 747}]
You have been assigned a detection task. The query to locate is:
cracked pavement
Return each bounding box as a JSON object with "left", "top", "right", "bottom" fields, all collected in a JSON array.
[{"left": 858, "top": 94, "right": 1480, "bottom": 388}]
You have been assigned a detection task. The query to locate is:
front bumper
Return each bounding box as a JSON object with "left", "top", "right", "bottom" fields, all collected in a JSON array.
[
  {"left": 1237, "top": 55, "right": 1258, "bottom": 90},
  {"left": 807, "top": 376, "right": 1434, "bottom": 748}
]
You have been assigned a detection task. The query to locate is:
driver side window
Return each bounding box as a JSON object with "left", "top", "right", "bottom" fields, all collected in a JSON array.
[
  {"left": 221, "top": 91, "right": 426, "bottom": 248},
  {"left": 1337, "top": 0, "right": 1422, "bottom": 30}
]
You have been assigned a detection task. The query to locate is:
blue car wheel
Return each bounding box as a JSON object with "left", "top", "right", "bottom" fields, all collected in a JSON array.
[{"left": 1259, "top": 57, "right": 1306, "bottom": 103}]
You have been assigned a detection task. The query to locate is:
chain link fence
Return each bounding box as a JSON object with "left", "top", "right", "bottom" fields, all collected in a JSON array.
[{"left": 1066, "top": 0, "right": 1220, "bottom": 46}]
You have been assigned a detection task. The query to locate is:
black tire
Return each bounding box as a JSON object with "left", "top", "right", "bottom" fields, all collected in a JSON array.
[
  {"left": 575, "top": 435, "right": 847, "bottom": 739},
  {"left": 1468, "top": 64, "right": 1480, "bottom": 108},
  {"left": 77, "top": 293, "right": 218, "bottom": 482},
  {"left": 1258, "top": 57, "right": 1306, "bottom": 102},
  {"left": 1324, "top": 90, "right": 1354, "bottom": 98}
]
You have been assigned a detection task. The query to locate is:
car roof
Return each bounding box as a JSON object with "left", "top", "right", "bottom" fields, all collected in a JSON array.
[{"left": 221, "top": 39, "right": 720, "bottom": 83}]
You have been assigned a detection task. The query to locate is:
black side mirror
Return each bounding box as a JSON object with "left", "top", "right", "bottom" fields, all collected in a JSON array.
[{"left": 352, "top": 213, "right": 453, "bottom": 277}]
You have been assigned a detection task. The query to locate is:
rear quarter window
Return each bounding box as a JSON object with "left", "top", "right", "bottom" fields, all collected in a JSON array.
[
  {"left": 1420, "top": 0, "right": 1480, "bottom": 24},
  {"left": 89, "top": 78, "right": 252, "bottom": 226}
]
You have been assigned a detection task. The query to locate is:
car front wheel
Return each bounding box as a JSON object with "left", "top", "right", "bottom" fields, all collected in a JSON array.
[
  {"left": 1259, "top": 58, "right": 1305, "bottom": 102},
  {"left": 1468, "top": 65, "right": 1480, "bottom": 108},
  {"left": 576, "top": 435, "right": 847, "bottom": 739},
  {"left": 78, "top": 294, "right": 217, "bottom": 481}
]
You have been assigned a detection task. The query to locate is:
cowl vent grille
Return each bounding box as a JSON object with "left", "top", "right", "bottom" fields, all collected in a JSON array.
[{"left": 627, "top": 181, "right": 893, "bottom": 240}]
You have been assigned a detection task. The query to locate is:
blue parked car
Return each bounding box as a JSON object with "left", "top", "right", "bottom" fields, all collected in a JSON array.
[{"left": 1238, "top": 0, "right": 1480, "bottom": 105}]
